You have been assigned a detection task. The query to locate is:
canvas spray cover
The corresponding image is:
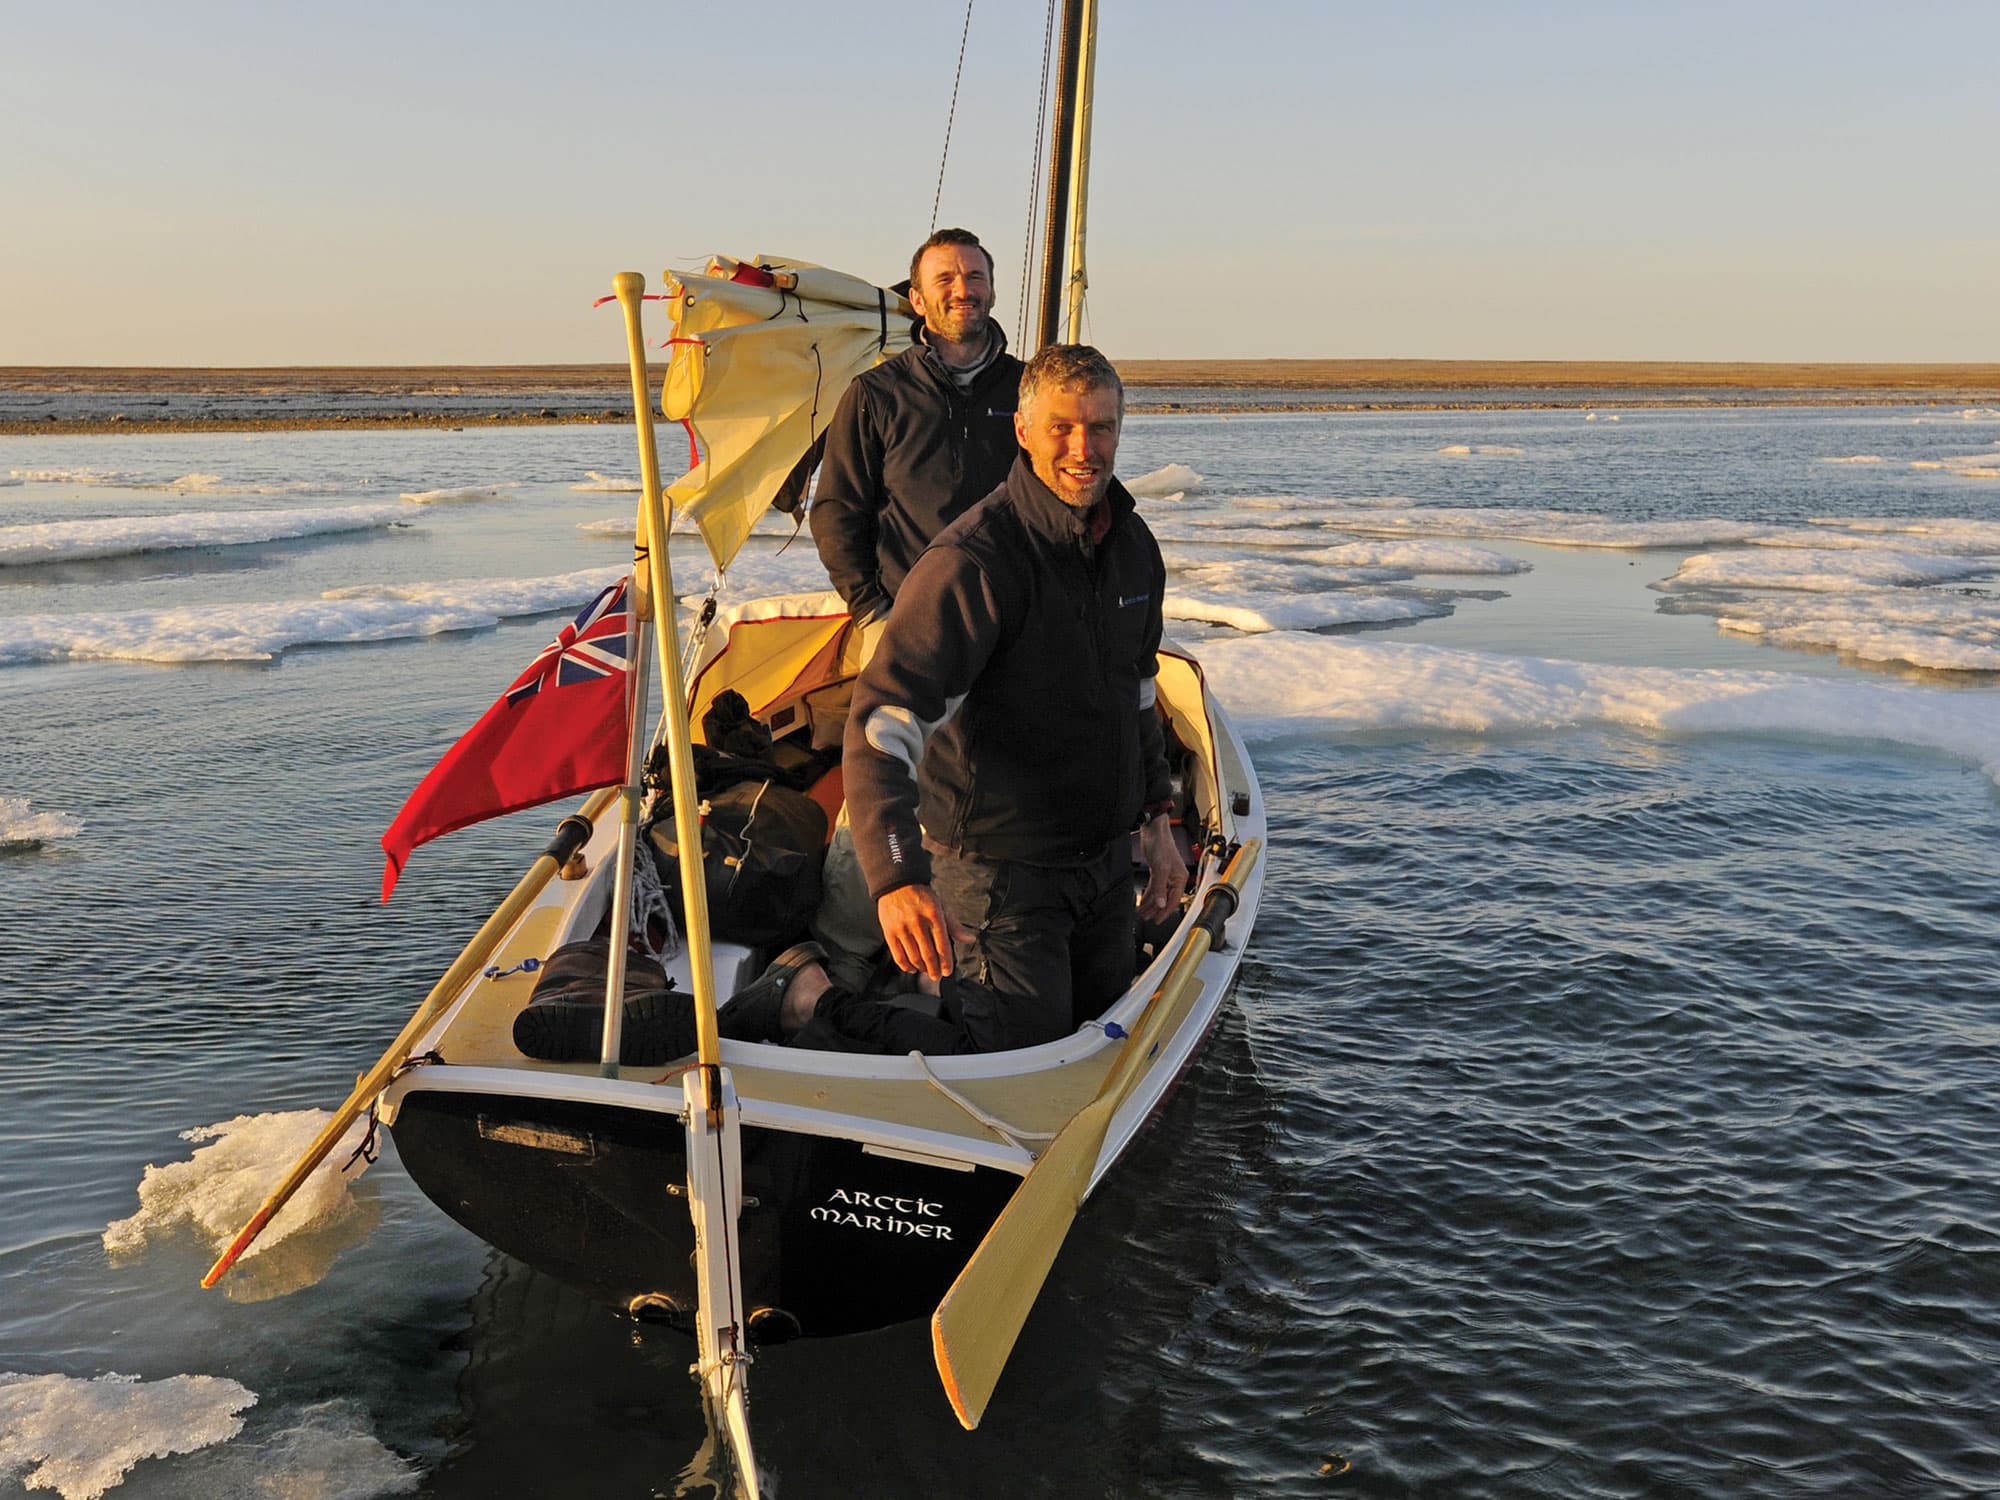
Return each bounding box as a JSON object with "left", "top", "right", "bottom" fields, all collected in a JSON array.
[{"left": 661, "top": 256, "right": 914, "bottom": 570}]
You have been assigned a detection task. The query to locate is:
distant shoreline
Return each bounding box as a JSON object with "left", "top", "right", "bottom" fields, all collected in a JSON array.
[{"left": 3, "top": 360, "right": 1995, "bottom": 436}]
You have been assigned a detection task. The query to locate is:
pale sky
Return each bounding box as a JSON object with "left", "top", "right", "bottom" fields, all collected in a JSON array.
[{"left": 4, "top": 1, "right": 1996, "bottom": 366}]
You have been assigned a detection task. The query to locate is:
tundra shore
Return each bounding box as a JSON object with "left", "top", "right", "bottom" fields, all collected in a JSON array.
[{"left": 4, "top": 360, "right": 1996, "bottom": 436}]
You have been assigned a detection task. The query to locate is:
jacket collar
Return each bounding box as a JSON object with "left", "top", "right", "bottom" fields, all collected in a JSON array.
[
  {"left": 1004, "top": 453, "right": 1136, "bottom": 547},
  {"left": 914, "top": 320, "right": 1011, "bottom": 389}
]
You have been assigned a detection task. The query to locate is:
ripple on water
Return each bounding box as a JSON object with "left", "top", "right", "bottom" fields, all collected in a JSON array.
[{"left": 1060, "top": 731, "right": 2000, "bottom": 1496}]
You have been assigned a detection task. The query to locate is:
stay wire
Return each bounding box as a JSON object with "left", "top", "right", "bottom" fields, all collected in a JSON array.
[{"left": 930, "top": 0, "right": 977, "bottom": 233}]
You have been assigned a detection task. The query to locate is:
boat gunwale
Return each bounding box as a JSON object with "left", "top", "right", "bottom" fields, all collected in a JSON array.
[
  {"left": 404, "top": 847, "right": 1248, "bottom": 1085},
  {"left": 387, "top": 840, "right": 1260, "bottom": 1171},
  {"left": 392, "top": 596, "right": 1265, "bottom": 1167}
]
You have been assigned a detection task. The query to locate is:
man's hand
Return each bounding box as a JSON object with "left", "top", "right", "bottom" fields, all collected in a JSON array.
[
  {"left": 1136, "top": 814, "right": 1188, "bottom": 926},
  {"left": 878, "top": 884, "right": 973, "bottom": 982}
]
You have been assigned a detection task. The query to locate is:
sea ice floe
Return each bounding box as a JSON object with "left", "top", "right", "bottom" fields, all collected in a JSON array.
[
  {"left": 1807, "top": 517, "right": 2000, "bottom": 553},
  {"left": 0, "top": 1380, "right": 419, "bottom": 1500},
  {"left": 1193, "top": 633, "right": 2000, "bottom": 780},
  {"left": 0, "top": 797, "right": 83, "bottom": 850},
  {"left": 398, "top": 483, "right": 520, "bottom": 505},
  {"left": 1172, "top": 557, "right": 1402, "bottom": 593},
  {"left": 1302, "top": 503, "right": 1772, "bottom": 551},
  {"left": 1169, "top": 511, "right": 1337, "bottom": 539},
  {"left": 1164, "top": 591, "right": 1445, "bottom": 633},
  {"left": 569, "top": 471, "right": 642, "bottom": 492},
  {"left": 0, "top": 1372, "right": 256, "bottom": 1500},
  {"left": 5, "top": 468, "right": 145, "bottom": 486},
  {"left": 1821, "top": 455, "right": 1887, "bottom": 464},
  {"left": 0, "top": 566, "right": 624, "bottom": 666},
  {"left": 709, "top": 545, "right": 837, "bottom": 600},
  {"left": 207, "top": 1399, "right": 419, "bottom": 1498},
  {"left": 1295, "top": 540, "right": 1530, "bottom": 575},
  {"left": 1662, "top": 547, "right": 1991, "bottom": 593},
  {"left": 0, "top": 505, "right": 406, "bottom": 567},
  {"left": 1681, "top": 591, "right": 2000, "bottom": 673},
  {"left": 1155, "top": 504, "right": 1775, "bottom": 553},
  {"left": 578, "top": 508, "right": 708, "bottom": 540},
  {"left": 1127, "top": 462, "right": 1206, "bottom": 499},
  {"left": 104, "top": 1110, "right": 372, "bottom": 1268},
  {"left": 1437, "top": 444, "right": 1525, "bottom": 457},
  {"left": 141, "top": 474, "right": 336, "bottom": 497}
]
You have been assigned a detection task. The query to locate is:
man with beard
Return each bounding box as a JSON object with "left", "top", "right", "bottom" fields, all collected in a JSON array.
[
  {"left": 811, "top": 227, "right": 1025, "bottom": 637},
  {"left": 730, "top": 344, "right": 1186, "bottom": 1055},
  {"left": 807, "top": 228, "right": 1026, "bottom": 994}
]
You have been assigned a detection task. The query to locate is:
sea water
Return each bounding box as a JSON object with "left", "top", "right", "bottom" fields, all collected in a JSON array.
[{"left": 3, "top": 405, "right": 1999, "bottom": 1497}]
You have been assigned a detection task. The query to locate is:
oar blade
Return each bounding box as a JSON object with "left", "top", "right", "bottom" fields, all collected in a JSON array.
[
  {"left": 931, "top": 1093, "right": 1117, "bottom": 1429},
  {"left": 930, "top": 840, "right": 1261, "bottom": 1429}
]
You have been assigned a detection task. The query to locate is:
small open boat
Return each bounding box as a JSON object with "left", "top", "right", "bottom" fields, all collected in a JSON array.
[
  {"left": 206, "top": 2, "right": 1265, "bottom": 1481},
  {"left": 378, "top": 593, "right": 1264, "bottom": 1336}
]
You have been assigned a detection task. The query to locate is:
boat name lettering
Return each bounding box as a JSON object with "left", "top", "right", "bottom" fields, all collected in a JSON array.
[
  {"left": 826, "top": 1187, "right": 943, "bottom": 1216},
  {"left": 810, "top": 1206, "right": 953, "bottom": 1240},
  {"left": 811, "top": 1188, "right": 953, "bottom": 1239}
]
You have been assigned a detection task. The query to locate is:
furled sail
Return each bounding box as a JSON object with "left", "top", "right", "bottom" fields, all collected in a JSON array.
[{"left": 660, "top": 255, "right": 914, "bottom": 570}]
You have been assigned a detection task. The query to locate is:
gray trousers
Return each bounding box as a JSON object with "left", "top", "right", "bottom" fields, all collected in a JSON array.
[
  {"left": 810, "top": 819, "right": 886, "bottom": 995},
  {"left": 796, "top": 838, "right": 1135, "bottom": 1056}
]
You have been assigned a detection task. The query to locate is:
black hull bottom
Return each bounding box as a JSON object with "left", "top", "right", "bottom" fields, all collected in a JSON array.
[{"left": 389, "top": 1090, "right": 1019, "bottom": 1338}]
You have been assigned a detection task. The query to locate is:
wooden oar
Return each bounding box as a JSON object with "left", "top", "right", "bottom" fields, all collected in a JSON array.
[
  {"left": 614, "top": 270, "right": 723, "bottom": 1063},
  {"left": 200, "top": 788, "right": 616, "bottom": 1289},
  {"left": 613, "top": 271, "right": 760, "bottom": 1499},
  {"left": 930, "top": 837, "right": 1262, "bottom": 1429}
]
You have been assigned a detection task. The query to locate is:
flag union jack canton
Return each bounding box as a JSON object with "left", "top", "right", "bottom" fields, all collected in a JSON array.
[
  {"left": 380, "top": 576, "right": 635, "bottom": 900},
  {"left": 505, "top": 578, "right": 631, "bottom": 702}
]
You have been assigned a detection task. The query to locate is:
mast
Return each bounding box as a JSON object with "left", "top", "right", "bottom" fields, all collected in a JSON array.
[
  {"left": 1061, "top": 0, "right": 1099, "bottom": 344},
  {"left": 1033, "top": 0, "right": 1088, "bottom": 351}
]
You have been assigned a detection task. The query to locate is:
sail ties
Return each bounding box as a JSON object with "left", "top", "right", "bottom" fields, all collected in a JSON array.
[{"left": 907, "top": 1051, "right": 1058, "bottom": 1154}]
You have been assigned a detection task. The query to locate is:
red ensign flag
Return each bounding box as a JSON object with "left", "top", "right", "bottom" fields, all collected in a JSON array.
[{"left": 380, "top": 577, "right": 632, "bottom": 900}]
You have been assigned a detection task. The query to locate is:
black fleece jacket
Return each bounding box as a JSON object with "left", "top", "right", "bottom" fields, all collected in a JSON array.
[
  {"left": 809, "top": 326, "right": 1023, "bottom": 624},
  {"left": 844, "top": 456, "right": 1173, "bottom": 899}
]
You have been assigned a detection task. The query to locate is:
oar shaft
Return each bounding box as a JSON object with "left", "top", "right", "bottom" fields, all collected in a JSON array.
[
  {"left": 597, "top": 625, "right": 655, "bottom": 1074},
  {"left": 612, "top": 271, "right": 722, "bottom": 1065},
  {"left": 1096, "top": 842, "right": 1254, "bottom": 1107},
  {"left": 203, "top": 788, "right": 616, "bottom": 1288}
]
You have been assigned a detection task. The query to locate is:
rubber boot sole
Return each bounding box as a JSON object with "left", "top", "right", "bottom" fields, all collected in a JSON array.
[{"left": 513, "top": 990, "right": 696, "bottom": 1066}]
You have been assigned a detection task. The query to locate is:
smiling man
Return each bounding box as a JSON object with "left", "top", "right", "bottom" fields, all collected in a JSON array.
[
  {"left": 731, "top": 345, "right": 1186, "bottom": 1056},
  {"left": 801, "top": 229, "right": 1028, "bottom": 1001},
  {"left": 810, "top": 228, "right": 1024, "bottom": 633}
]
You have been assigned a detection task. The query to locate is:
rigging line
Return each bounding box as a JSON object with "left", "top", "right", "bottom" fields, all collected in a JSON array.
[
  {"left": 908, "top": 1050, "right": 1057, "bottom": 1150},
  {"left": 930, "top": 0, "right": 977, "bottom": 233},
  {"left": 1018, "top": 0, "right": 1058, "bottom": 338}
]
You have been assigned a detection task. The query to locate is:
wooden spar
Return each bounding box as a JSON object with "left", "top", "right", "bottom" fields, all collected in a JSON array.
[
  {"left": 612, "top": 272, "right": 722, "bottom": 1061},
  {"left": 201, "top": 786, "right": 618, "bottom": 1288},
  {"left": 931, "top": 839, "right": 1265, "bottom": 1429},
  {"left": 594, "top": 618, "right": 651, "bottom": 1074},
  {"left": 1061, "top": 0, "right": 1099, "bottom": 344},
  {"left": 611, "top": 272, "right": 762, "bottom": 1500},
  {"left": 1033, "top": 0, "right": 1087, "bottom": 351}
]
